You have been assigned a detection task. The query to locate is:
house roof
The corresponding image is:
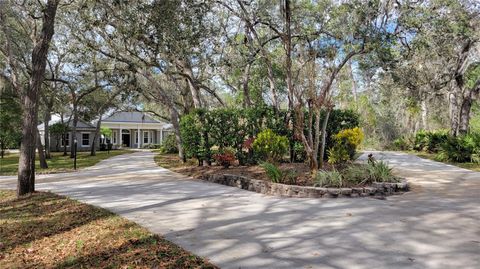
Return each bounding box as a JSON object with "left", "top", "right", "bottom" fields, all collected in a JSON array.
[
  {"left": 103, "top": 111, "right": 163, "bottom": 124},
  {"left": 37, "top": 116, "right": 96, "bottom": 131}
]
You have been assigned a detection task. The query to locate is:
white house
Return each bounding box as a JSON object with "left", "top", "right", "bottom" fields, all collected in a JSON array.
[
  {"left": 102, "top": 111, "right": 173, "bottom": 149},
  {"left": 39, "top": 111, "right": 173, "bottom": 151}
]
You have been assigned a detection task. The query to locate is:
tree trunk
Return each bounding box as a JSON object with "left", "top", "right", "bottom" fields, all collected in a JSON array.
[
  {"left": 242, "top": 61, "right": 252, "bottom": 108},
  {"left": 458, "top": 90, "right": 474, "bottom": 135},
  {"left": 70, "top": 104, "right": 78, "bottom": 158},
  {"left": 349, "top": 62, "right": 358, "bottom": 106},
  {"left": 17, "top": 0, "right": 59, "bottom": 197},
  {"left": 284, "top": 0, "right": 295, "bottom": 162},
  {"left": 91, "top": 116, "right": 102, "bottom": 156},
  {"left": 310, "top": 108, "right": 321, "bottom": 173},
  {"left": 449, "top": 91, "right": 460, "bottom": 136},
  {"left": 170, "top": 107, "right": 185, "bottom": 162},
  {"left": 177, "top": 59, "right": 202, "bottom": 109},
  {"left": 421, "top": 97, "right": 428, "bottom": 131},
  {"left": 43, "top": 109, "right": 51, "bottom": 158},
  {"left": 319, "top": 108, "right": 331, "bottom": 169},
  {"left": 36, "top": 128, "right": 48, "bottom": 169}
]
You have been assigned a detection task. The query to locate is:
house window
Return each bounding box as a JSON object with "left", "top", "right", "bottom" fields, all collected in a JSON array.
[
  {"left": 112, "top": 131, "right": 117, "bottom": 144},
  {"left": 61, "top": 133, "right": 70, "bottom": 147},
  {"left": 135, "top": 131, "right": 139, "bottom": 143},
  {"left": 143, "top": 131, "right": 149, "bottom": 144},
  {"left": 82, "top": 133, "right": 90, "bottom": 146}
]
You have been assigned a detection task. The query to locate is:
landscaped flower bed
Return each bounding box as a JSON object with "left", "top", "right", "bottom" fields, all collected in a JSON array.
[
  {"left": 201, "top": 173, "right": 408, "bottom": 198},
  {"left": 155, "top": 154, "right": 409, "bottom": 198},
  {"left": 155, "top": 107, "right": 408, "bottom": 198}
]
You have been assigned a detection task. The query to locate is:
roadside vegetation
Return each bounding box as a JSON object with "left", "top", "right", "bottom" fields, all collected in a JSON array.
[
  {"left": 0, "top": 150, "right": 132, "bottom": 176},
  {"left": 392, "top": 130, "right": 480, "bottom": 171},
  {"left": 0, "top": 190, "right": 217, "bottom": 269}
]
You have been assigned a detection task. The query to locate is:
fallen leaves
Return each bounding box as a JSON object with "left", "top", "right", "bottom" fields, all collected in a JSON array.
[{"left": 0, "top": 190, "right": 218, "bottom": 269}]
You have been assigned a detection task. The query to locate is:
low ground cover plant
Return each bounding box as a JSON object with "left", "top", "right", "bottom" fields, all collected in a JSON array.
[
  {"left": 314, "top": 161, "right": 398, "bottom": 188},
  {"left": 259, "top": 161, "right": 298, "bottom": 184}
]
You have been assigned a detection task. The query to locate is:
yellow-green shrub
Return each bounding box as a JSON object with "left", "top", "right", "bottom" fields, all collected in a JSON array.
[
  {"left": 252, "top": 129, "right": 289, "bottom": 162},
  {"left": 329, "top": 127, "right": 364, "bottom": 163},
  {"left": 334, "top": 127, "right": 364, "bottom": 148}
]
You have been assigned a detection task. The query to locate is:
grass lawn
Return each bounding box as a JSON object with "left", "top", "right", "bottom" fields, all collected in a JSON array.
[
  {"left": 0, "top": 150, "right": 133, "bottom": 176},
  {"left": 0, "top": 190, "right": 217, "bottom": 269},
  {"left": 409, "top": 151, "right": 480, "bottom": 172}
]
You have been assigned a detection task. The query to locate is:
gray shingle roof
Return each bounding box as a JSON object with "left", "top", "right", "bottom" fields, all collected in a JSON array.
[
  {"left": 103, "top": 111, "right": 162, "bottom": 123},
  {"left": 38, "top": 117, "right": 96, "bottom": 131}
]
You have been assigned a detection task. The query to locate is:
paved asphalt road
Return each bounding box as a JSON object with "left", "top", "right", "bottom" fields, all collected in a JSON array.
[{"left": 1, "top": 151, "right": 479, "bottom": 269}]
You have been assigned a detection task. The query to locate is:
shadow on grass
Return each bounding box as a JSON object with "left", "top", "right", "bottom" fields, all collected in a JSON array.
[
  {"left": 53, "top": 232, "right": 217, "bottom": 269},
  {"left": 0, "top": 191, "right": 111, "bottom": 251}
]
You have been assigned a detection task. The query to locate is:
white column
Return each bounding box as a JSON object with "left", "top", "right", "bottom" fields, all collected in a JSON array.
[
  {"left": 119, "top": 127, "right": 123, "bottom": 148},
  {"left": 137, "top": 126, "right": 141, "bottom": 148},
  {"left": 159, "top": 128, "right": 163, "bottom": 144}
]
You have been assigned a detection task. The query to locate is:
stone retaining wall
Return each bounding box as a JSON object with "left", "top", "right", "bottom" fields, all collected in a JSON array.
[{"left": 201, "top": 174, "right": 409, "bottom": 198}]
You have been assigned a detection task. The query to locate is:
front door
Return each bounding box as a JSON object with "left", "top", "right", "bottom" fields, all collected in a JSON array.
[{"left": 122, "top": 134, "right": 130, "bottom": 147}]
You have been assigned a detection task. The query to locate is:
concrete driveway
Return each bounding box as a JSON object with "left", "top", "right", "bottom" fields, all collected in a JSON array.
[{"left": 1, "top": 151, "right": 479, "bottom": 269}]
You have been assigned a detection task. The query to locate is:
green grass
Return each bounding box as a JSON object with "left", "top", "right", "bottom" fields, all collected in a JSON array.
[
  {"left": 409, "top": 151, "right": 480, "bottom": 172},
  {"left": 0, "top": 150, "right": 133, "bottom": 175},
  {"left": 0, "top": 190, "right": 217, "bottom": 268}
]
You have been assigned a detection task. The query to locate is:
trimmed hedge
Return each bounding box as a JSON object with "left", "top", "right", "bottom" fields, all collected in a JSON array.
[{"left": 180, "top": 106, "right": 359, "bottom": 165}]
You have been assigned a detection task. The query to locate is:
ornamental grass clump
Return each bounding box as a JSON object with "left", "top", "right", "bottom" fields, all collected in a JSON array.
[
  {"left": 260, "top": 162, "right": 283, "bottom": 183},
  {"left": 314, "top": 170, "right": 344, "bottom": 188}
]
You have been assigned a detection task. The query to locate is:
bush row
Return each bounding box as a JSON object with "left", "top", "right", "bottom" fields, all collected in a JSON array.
[
  {"left": 179, "top": 106, "right": 360, "bottom": 165},
  {"left": 393, "top": 130, "right": 480, "bottom": 163}
]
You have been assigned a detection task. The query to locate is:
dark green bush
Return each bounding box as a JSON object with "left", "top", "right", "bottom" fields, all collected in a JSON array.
[
  {"left": 159, "top": 134, "right": 178, "bottom": 154},
  {"left": 436, "top": 133, "right": 480, "bottom": 163},
  {"left": 179, "top": 107, "right": 359, "bottom": 164},
  {"left": 392, "top": 137, "right": 411, "bottom": 151},
  {"left": 413, "top": 130, "right": 448, "bottom": 153}
]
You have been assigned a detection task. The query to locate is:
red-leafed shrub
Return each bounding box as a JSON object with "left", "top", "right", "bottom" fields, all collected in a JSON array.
[
  {"left": 242, "top": 137, "right": 255, "bottom": 150},
  {"left": 213, "top": 149, "right": 236, "bottom": 168}
]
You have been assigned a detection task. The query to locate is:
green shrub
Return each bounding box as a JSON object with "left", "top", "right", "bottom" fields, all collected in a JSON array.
[
  {"left": 367, "top": 161, "right": 397, "bottom": 182},
  {"left": 314, "top": 170, "right": 344, "bottom": 188},
  {"left": 392, "top": 137, "right": 411, "bottom": 151},
  {"left": 282, "top": 170, "right": 298, "bottom": 185},
  {"left": 342, "top": 164, "right": 371, "bottom": 185},
  {"left": 252, "top": 129, "right": 289, "bottom": 162},
  {"left": 327, "top": 127, "right": 364, "bottom": 164},
  {"left": 293, "top": 141, "right": 306, "bottom": 162},
  {"left": 413, "top": 130, "right": 448, "bottom": 153},
  {"left": 436, "top": 133, "right": 480, "bottom": 163},
  {"left": 143, "top": 144, "right": 161, "bottom": 149},
  {"left": 180, "top": 113, "right": 205, "bottom": 164},
  {"left": 179, "top": 107, "right": 359, "bottom": 164},
  {"left": 260, "top": 162, "right": 283, "bottom": 183},
  {"left": 327, "top": 146, "right": 350, "bottom": 165},
  {"left": 159, "top": 134, "right": 178, "bottom": 154}
]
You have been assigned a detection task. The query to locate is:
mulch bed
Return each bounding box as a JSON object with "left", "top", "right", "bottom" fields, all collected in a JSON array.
[{"left": 155, "top": 154, "right": 334, "bottom": 186}]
